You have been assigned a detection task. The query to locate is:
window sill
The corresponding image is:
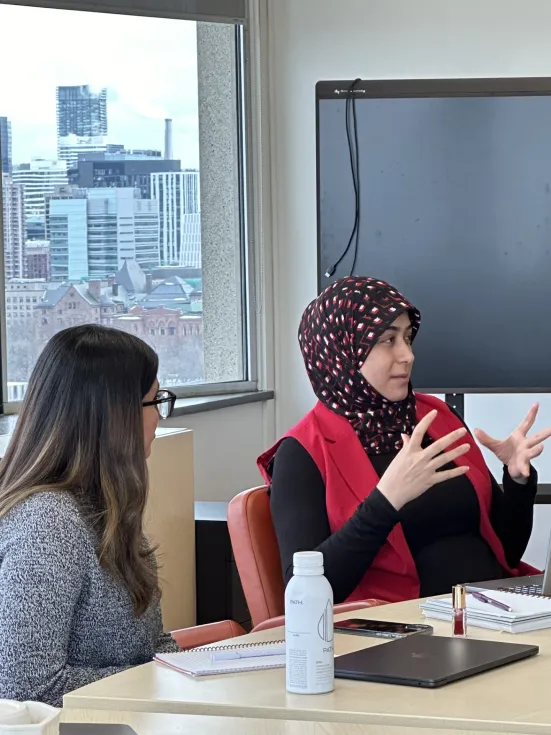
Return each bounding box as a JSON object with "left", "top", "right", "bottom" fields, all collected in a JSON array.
[{"left": 171, "top": 390, "right": 274, "bottom": 417}]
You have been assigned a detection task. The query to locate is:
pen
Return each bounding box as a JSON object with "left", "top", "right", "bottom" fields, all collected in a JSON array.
[
  {"left": 210, "top": 644, "right": 286, "bottom": 662},
  {"left": 466, "top": 588, "right": 513, "bottom": 613}
]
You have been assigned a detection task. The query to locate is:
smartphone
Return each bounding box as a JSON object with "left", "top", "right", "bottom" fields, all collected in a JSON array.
[{"left": 334, "top": 618, "right": 433, "bottom": 639}]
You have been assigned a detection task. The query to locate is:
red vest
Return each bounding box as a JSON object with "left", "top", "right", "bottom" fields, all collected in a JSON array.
[{"left": 258, "top": 394, "right": 538, "bottom": 603}]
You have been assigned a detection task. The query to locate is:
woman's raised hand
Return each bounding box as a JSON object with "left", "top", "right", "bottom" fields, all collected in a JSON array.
[{"left": 377, "top": 410, "right": 470, "bottom": 511}]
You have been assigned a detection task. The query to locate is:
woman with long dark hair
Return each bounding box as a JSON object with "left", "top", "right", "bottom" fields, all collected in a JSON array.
[
  {"left": 259, "top": 277, "right": 551, "bottom": 604},
  {"left": 0, "top": 324, "right": 178, "bottom": 706}
]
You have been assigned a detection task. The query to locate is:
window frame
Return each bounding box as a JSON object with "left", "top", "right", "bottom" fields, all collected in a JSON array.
[{"left": 0, "top": 0, "right": 262, "bottom": 413}]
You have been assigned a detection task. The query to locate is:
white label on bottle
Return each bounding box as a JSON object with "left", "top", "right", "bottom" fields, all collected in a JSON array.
[{"left": 287, "top": 648, "right": 308, "bottom": 689}]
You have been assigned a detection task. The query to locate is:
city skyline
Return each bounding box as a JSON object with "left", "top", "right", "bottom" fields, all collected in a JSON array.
[
  {"left": 0, "top": 4, "right": 207, "bottom": 393},
  {"left": 0, "top": 4, "right": 200, "bottom": 167}
]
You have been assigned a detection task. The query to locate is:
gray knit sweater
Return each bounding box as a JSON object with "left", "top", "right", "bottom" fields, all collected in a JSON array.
[{"left": 0, "top": 491, "right": 179, "bottom": 707}]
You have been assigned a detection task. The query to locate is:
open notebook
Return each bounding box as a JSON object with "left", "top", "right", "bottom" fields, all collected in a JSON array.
[
  {"left": 420, "top": 589, "right": 551, "bottom": 633},
  {"left": 155, "top": 640, "right": 286, "bottom": 677}
]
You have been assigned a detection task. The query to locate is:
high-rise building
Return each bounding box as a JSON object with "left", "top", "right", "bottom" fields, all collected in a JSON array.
[
  {"left": 13, "top": 160, "right": 68, "bottom": 219},
  {"left": 26, "top": 241, "right": 50, "bottom": 280},
  {"left": 151, "top": 170, "right": 201, "bottom": 267},
  {"left": 49, "top": 194, "right": 89, "bottom": 282},
  {"left": 56, "top": 85, "right": 108, "bottom": 166},
  {"left": 0, "top": 116, "right": 12, "bottom": 174},
  {"left": 2, "top": 176, "right": 26, "bottom": 279},
  {"left": 87, "top": 188, "right": 160, "bottom": 277},
  {"left": 49, "top": 187, "right": 160, "bottom": 282},
  {"left": 70, "top": 152, "right": 181, "bottom": 200},
  {"left": 57, "top": 85, "right": 107, "bottom": 139}
]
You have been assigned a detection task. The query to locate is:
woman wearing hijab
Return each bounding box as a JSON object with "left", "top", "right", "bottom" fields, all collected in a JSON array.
[{"left": 258, "top": 276, "right": 550, "bottom": 603}]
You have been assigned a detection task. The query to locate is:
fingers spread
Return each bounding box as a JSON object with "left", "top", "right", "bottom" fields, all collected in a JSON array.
[
  {"left": 517, "top": 403, "right": 539, "bottom": 435},
  {"left": 430, "top": 442, "right": 470, "bottom": 470},
  {"left": 426, "top": 427, "right": 468, "bottom": 458},
  {"left": 528, "top": 444, "right": 544, "bottom": 460},
  {"left": 474, "top": 428, "right": 499, "bottom": 450},
  {"left": 526, "top": 427, "right": 551, "bottom": 449},
  {"left": 410, "top": 410, "right": 437, "bottom": 448}
]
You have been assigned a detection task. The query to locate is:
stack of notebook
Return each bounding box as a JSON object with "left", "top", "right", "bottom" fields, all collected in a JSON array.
[{"left": 420, "top": 588, "right": 551, "bottom": 633}]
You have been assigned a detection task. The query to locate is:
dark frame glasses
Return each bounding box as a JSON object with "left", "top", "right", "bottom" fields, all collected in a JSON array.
[{"left": 142, "top": 389, "right": 177, "bottom": 419}]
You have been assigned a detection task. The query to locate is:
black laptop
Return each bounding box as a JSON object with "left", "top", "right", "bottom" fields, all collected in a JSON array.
[{"left": 334, "top": 634, "right": 538, "bottom": 688}]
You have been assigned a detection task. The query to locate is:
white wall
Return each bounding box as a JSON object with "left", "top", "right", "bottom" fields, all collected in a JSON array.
[
  {"left": 267, "top": 0, "right": 551, "bottom": 565},
  {"left": 166, "top": 400, "right": 274, "bottom": 502}
]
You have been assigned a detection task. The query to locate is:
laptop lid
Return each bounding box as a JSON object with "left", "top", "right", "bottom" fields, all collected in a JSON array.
[
  {"left": 334, "top": 634, "right": 538, "bottom": 688},
  {"left": 476, "top": 526, "right": 551, "bottom": 595}
]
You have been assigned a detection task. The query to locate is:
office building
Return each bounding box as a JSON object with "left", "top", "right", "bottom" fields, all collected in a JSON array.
[
  {"left": 48, "top": 187, "right": 160, "bottom": 281},
  {"left": 45, "top": 185, "right": 84, "bottom": 241},
  {"left": 179, "top": 214, "right": 201, "bottom": 269},
  {"left": 57, "top": 134, "right": 108, "bottom": 169},
  {"left": 56, "top": 85, "right": 108, "bottom": 167},
  {"left": 5, "top": 280, "right": 49, "bottom": 325},
  {"left": 87, "top": 188, "right": 160, "bottom": 278},
  {"left": 26, "top": 240, "right": 50, "bottom": 280},
  {"left": 151, "top": 170, "right": 201, "bottom": 267},
  {"left": 0, "top": 116, "right": 12, "bottom": 174},
  {"left": 70, "top": 153, "right": 181, "bottom": 200},
  {"left": 49, "top": 194, "right": 89, "bottom": 282},
  {"left": 2, "top": 176, "right": 26, "bottom": 279},
  {"left": 13, "top": 160, "right": 68, "bottom": 219}
]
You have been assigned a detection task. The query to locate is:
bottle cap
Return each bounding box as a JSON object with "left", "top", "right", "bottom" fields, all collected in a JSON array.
[
  {"left": 293, "top": 551, "right": 324, "bottom": 571},
  {"left": 452, "top": 584, "right": 466, "bottom": 609}
]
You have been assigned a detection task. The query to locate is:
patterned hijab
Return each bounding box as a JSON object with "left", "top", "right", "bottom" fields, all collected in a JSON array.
[{"left": 298, "top": 276, "right": 421, "bottom": 455}]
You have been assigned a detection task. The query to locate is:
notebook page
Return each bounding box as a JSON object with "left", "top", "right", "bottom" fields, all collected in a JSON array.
[{"left": 155, "top": 642, "right": 286, "bottom": 677}]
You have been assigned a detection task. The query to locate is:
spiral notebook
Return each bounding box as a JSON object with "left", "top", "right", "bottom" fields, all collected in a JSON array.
[
  {"left": 154, "top": 640, "right": 286, "bottom": 677},
  {"left": 421, "top": 588, "right": 551, "bottom": 633}
]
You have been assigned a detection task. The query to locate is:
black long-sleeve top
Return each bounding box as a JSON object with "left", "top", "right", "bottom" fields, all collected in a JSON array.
[{"left": 269, "top": 434, "right": 537, "bottom": 603}]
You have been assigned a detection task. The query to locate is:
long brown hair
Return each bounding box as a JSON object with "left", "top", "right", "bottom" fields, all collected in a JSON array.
[{"left": 0, "top": 324, "right": 159, "bottom": 616}]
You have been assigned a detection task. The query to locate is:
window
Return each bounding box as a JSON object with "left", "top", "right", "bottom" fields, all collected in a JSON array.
[{"left": 0, "top": 0, "right": 252, "bottom": 408}]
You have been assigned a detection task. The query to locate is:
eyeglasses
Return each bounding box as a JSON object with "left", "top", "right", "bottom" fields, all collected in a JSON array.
[{"left": 142, "top": 389, "right": 177, "bottom": 419}]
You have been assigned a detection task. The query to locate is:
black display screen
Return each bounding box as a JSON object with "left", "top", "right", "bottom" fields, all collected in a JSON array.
[{"left": 317, "top": 78, "right": 551, "bottom": 392}]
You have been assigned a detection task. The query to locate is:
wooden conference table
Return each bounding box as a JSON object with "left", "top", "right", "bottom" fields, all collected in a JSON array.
[{"left": 63, "top": 597, "right": 551, "bottom": 734}]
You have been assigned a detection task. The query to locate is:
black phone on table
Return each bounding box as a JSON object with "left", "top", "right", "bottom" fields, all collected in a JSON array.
[{"left": 334, "top": 618, "right": 433, "bottom": 639}]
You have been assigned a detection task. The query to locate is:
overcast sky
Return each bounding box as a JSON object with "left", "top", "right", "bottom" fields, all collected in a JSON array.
[{"left": 0, "top": 4, "right": 199, "bottom": 167}]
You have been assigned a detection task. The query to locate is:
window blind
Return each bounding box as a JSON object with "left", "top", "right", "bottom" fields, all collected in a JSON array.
[{"left": 0, "top": 0, "right": 245, "bottom": 23}]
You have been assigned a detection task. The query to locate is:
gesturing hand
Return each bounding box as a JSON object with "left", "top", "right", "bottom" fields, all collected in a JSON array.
[
  {"left": 378, "top": 410, "right": 471, "bottom": 511},
  {"left": 474, "top": 403, "right": 551, "bottom": 484}
]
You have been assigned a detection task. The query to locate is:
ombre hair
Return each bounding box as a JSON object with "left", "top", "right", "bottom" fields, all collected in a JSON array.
[{"left": 0, "top": 324, "right": 159, "bottom": 616}]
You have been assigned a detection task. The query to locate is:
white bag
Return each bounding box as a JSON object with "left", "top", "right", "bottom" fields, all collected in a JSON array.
[{"left": 0, "top": 701, "right": 60, "bottom": 735}]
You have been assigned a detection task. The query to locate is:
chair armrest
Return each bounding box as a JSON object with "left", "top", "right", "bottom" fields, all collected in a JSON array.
[
  {"left": 252, "top": 599, "right": 388, "bottom": 633},
  {"left": 171, "top": 620, "right": 247, "bottom": 650}
]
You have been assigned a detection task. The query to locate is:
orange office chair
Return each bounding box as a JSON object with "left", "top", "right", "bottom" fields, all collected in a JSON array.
[
  {"left": 171, "top": 620, "right": 246, "bottom": 650},
  {"left": 228, "top": 486, "right": 387, "bottom": 631}
]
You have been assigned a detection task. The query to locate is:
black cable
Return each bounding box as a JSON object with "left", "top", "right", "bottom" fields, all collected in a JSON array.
[
  {"left": 349, "top": 80, "right": 361, "bottom": 275},
  {"left": 324, "top": 78, "right": 362, "bottom": 279}
]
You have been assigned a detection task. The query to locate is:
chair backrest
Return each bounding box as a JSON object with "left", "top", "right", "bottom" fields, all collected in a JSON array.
[
  {"left": 171, "top": 620, "right": 246, "bottom": 650},
  {"left": 227, "top": 486, "right": 285, "bottom": 627}
]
